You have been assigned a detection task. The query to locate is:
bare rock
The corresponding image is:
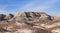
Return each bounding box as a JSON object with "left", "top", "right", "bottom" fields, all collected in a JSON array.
[
  {"left": 52, "top": 14, "right": 60, "bottom": 20},
  {"left": 14, "top": 12, "right": 26, "bottom": 17},
  {"left": 4, "top": 14, "right": 14, "bottom": 20},
  {"left": 0, "top": 12, "right": 57, "bottom": 33},
  {"left": 0, "top": 14, "right": 6, "bottom": 21},
  {"left": 38, "top": 12, "right": 52, "bottom": 21}
]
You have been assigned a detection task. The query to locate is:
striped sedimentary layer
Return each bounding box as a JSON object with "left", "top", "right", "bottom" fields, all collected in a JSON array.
[{"left": 0, "top": 12, "right": 60, "bottom": 33}]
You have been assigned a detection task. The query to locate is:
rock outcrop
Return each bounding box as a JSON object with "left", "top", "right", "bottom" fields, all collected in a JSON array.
[
  {"left": 0, "top": 14, "right": 6, "bottom": 21},
  {"left": 14, "top": 12, "right": 52, "bottom": 21},
  {"left": 0, "top": 12, "right": 60, "bottom": 33},
  {"left": 4, "top": 14, "right": 14, "bottom": 20}
]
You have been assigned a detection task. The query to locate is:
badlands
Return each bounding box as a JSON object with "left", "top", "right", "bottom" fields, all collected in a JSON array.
[{"left": 0, "top": 12, "right": 60, "bottom": 33}]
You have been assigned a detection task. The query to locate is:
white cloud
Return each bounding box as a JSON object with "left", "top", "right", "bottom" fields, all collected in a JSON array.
[
  {"left": 0, "top": 0, "right": 59, "bottom": 15},
  {"left": 18, "top": 0, "right": 59, "bottom": 12}
]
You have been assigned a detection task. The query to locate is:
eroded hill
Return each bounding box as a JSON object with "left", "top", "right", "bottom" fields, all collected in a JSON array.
[{"left": 0, "top": 12, "right": 60, "bottom": 33}]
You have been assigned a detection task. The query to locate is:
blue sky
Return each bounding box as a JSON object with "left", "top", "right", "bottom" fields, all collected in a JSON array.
[{"left": 0, "top": 0, "right": 60, "bottom": 15}]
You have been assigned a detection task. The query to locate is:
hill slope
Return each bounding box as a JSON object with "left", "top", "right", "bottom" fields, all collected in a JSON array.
[{"left": 0, "top": 12, "right": 60, "bottom": 33}]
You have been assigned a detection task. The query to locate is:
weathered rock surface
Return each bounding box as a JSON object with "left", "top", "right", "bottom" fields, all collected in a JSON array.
[
  {"left": 0, "top": 14, "right": 6, "bottom": 21},
  {"left": 52, "top": 14, "right": 60, "bottom": 20},
  {"left": 0, "top": 12, "right": 60, "bottom": 33}
]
